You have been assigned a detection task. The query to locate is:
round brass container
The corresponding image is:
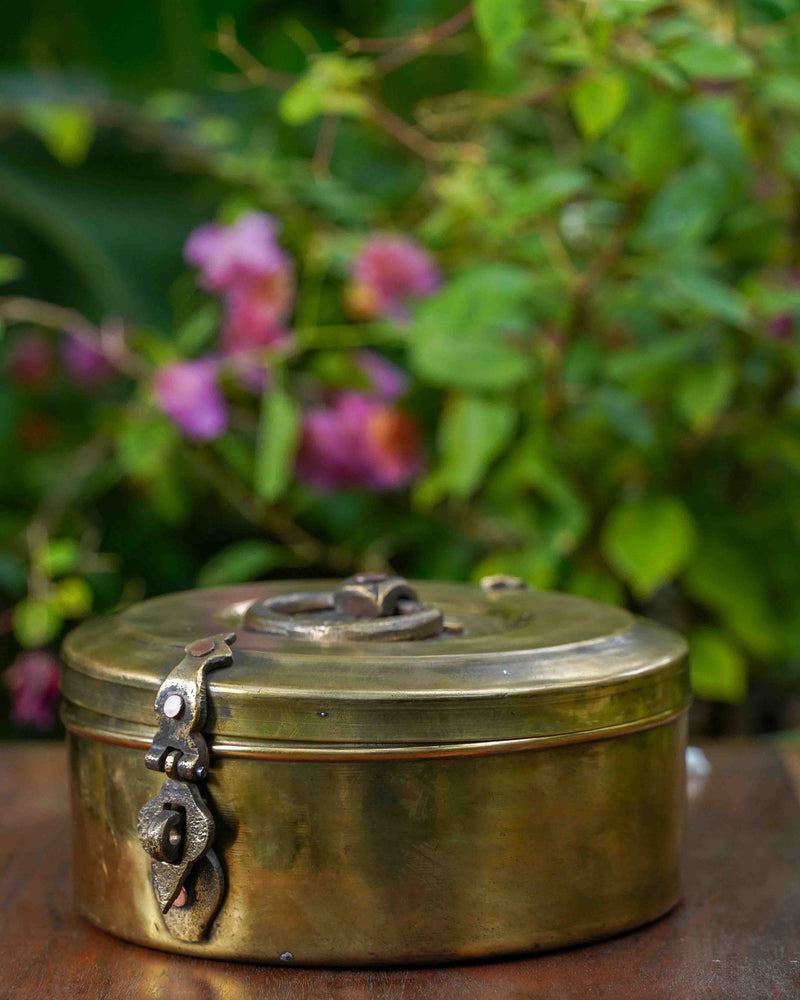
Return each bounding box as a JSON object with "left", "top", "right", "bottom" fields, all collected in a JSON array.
[{"left": 62, "top": 579, "right": 690, "bottom": 965}]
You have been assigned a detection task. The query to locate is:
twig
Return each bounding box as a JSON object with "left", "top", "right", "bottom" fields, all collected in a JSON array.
[
  {"left": 372, "top": 6, "right": 474, "bottom": 75},
  {"left": 367, "top": 98, "right": 444, "bottom": 161},
  {"left": 0, "top": 296, "right": 145, "bottom": 377},
  {"left": 185, "top": 450, "right": 357, "bottom": 572},
  {"left": 312, "top": 115, "right": 340, "bottom": 177},
  {"left": 342, "top": 6, "right": 473, "bottom": 64},
  {"left": 211, "top": 19, "right": 296, "bottom": 90}
]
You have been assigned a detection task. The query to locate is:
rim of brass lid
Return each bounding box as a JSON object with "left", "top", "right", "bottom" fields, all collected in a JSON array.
[{"left": 61, "top": 578, "right": 690, "bottom": 746}]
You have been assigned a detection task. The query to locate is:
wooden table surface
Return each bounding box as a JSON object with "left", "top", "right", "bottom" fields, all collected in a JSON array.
[{"left": 1, "top": 740, "right": 799, "bottom": 1000}]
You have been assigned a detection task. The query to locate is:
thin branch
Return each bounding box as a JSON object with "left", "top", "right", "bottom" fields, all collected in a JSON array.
[
  {"left": 341, "top": 5, "right": 473, "bottom": 73},
  {"left": 312, "top": 115, "right": 340, "bottom": 177},
  {"left": 184, "top": 450, "right": 357, "bottom": 573},
  {"left": 0, "top": 296, "right": 145, "bottom": 377},
  {"left": 373, "top": 6, "right": 474, "bottom": 75},
  {"left": 367, "top": 98, "right": 444, "bottom": 161},
  {"left": 211, "top": 19, "right": 296, "bottom": 90}
]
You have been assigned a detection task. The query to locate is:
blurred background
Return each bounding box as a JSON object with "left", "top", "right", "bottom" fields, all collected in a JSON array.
[{"left": 2, "top": 0, "right": 799, "bottom": 739}]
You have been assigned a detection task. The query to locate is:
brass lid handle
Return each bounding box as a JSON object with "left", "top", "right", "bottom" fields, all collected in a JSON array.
[{"left": 244, "top": 574, "right": 445, "bottom": 642}]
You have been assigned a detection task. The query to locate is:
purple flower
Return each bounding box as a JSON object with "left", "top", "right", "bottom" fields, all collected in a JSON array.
[
  {"left": 153, "top": 359, "right": 228, "bottom": 441},
  {"left": 4, "top": 651, "right": 61, "bottom": 730},
  {"left": 62, "top": 334, "right": 114, "bottom": 387},
  {"left": 221, "top": 283, "right": 293, "bottom": 357},
  {"left": 297, "top": 391, "right": 423, "bottom": 492},
  {"left": 357, "top": 350, "right": 409, "bottom": 401},
  {"left": 349, "top": 235, "right": 440, "bottom": 320},
  {"left": 184, "top": 212, "right": 294, "bottom": 297},
  {"left": 6, "top": 331, "right": 54, "bottom": 388}
]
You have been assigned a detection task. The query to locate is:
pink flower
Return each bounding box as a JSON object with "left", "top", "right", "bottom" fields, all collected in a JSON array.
[
  {"left": 153, "top": 359, "right": 227, "bottom": 441},
  {"left": 6, "top": 331, "right": 54, "bottom": 388},
  {"left": 62, "top": 334, "right": 114, "bottom": 387},
  {"left": 4, "top": 651, "right": 61, "bottom": 730},
  {"left": 349, "top": 236, "right": 440, "bottom": 320},
  {"left": 184, "top": 212, "right": 294, "bottom": 296},
  {"left": 357, "top": 350, "right": 409, "bottom": 401},
  {"left": 221, "top": 283, "right": 292, "bottom": 357},
  {"left": 297, "top": 391, "right": 423, "bottom": 492}
]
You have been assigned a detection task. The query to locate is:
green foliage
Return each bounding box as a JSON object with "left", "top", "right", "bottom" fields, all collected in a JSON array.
[
  {"left": 602, "top": 497, "right": 696, "bottom": 600},
  {"left": 2, "top": 0, "right": 800, "bottom": 735},
  {"left": 255, "top": 384, "right": 301, "bottom": 502},
  {"left": 689, "top": 627, "right": 748, "bottom": 704},
  {"left": 197, "top": 541, "right": 284, "bottom": 587},
  {"left": 569, "top": 73, "right": 628, "bottom": 140},
  {"left": 411, "top": 267, "right": 532, "bottom": 390}
]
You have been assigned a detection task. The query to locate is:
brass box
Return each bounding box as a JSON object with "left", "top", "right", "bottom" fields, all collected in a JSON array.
[{"left": 61, "top": 576, "right": 690, "bottom": 965}]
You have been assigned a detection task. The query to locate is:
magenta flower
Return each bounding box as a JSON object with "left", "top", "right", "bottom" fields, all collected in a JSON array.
[
  {"left": 357, "top": 350, "right": 409, "bottom": 401},
  {"left": 184, "top": 212, "right": 294, "bottom": 297},
  {"left": 153, "top": 359, "right": 228, "bottom": 441},
  {"left": 4, "top": 651, "right": 61, "bottom": 730},
  {"left": 297, "top": 391, "right": 422, "bottom": 492},
  {"left": 350, "top": 235, "right": 440, "bottom": 320},
  {"left": 221, "top": 283, "right": 292, "bottom": 357},
  {"left": 62, "top": 334, "right": 114, "bottom": 387},
  {"left": 6, "top": 331, "right": 54, "bottom": 388}
]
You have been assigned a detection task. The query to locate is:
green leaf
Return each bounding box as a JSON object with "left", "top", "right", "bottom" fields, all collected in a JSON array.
[
  {"left": 0, "top": 255, "right": 24, "bottom": 285},
  {"left": 638, "top": 161, "right": 725, "bottom": 249},
  {"left": 417, "top": 395, "right": 516, "bottom": 504},
  {"left": 116, "top": 413, "right": 179, "bottom": 479},
  {"left": 175, "top": 304, "right": 220, "bottom": 354},
  {"left": 566, "top": 566, "right": 626, "bottom": 606},
  {"left": 53, "top": 577, "right": 93, "bottom": 617},
  {"left": 410, "top": 266, "right": 532, "bottom": 390},
  {"left": 667, "top": 271, "right": 749, "bottom": 328},
  {"left": 474, "top": 0, "right": 529, "bottom": 66},
  {"left": 23, "top": 104, "right": 96, "bottom": 166},
  {"left": 674, "top": 363, "right": 736, "bottom": 431},
  {"left": 602, "top": 496, "right": 696, "bottom": 598},
  {"left": 33, "top": 538, "right": 80, "bottom": 578},
  {"left": 683, "top": 536, "right": 778, "bottom": 657},
  {"left": 255, "top": 387, "right": 301, "bottom": 502},
  {"left": 688, "top": 627, "right": 747, "bottom": 703},
  {"left": 671, "top": 43, "right": 754, "bottom": 82},
  {"left": 197, "top": 540, "right": 284, "bottom": 587},
  {"left": 12, "top": 598, "right": 63, "bottom": 648},
  {"left": 621, "top": 97, "right": 681, "bottom": 186},
  {"left": 280, "top": 55, "right": 371, "bottom": 125},
  {"left": 570, "top": 73, "right": 628, "bottom": 140}
]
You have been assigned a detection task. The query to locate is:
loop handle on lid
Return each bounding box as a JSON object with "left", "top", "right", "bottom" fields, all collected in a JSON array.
[{"left": 243, "top": 574, "right": 445, "bottom": 642}]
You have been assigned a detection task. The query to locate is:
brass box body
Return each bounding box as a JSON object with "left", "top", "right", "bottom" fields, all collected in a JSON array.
[{"left": 62, "top": 580, "right": 690, "bottom": 965}]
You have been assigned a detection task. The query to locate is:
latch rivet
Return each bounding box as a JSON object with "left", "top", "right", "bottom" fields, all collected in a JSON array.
[
  {"left": 163, "top": 694, "right": 184, "bottom": 718},
  {"left": 188, "top": 637, "right": 216, "bottom": 657},
  {"left": 173, "top": 888, "right": 188, "bottom": 908}
]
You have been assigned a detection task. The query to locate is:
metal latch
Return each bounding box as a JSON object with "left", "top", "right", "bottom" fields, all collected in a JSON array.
[{"left": 136, "top": 632, "right": 235, "bottom": 942}]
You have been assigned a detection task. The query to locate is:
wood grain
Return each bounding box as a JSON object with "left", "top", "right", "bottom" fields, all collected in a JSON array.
[{"left": 1, "top": 741, "right": 799, "bottom": 1000}]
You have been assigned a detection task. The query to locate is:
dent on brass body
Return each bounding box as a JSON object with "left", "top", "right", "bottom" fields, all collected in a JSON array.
[{"left": 62, "top": 575, "right": 690, "bottom": 965}]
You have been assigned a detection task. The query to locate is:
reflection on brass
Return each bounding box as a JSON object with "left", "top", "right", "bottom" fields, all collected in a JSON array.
[{"left": 63, "top": 578, "right": 690, "bottom": 964}]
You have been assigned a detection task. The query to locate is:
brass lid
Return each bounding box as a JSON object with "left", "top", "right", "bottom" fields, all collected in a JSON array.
[{"left": 61, "top": 577, "right": 689, "bottom": 750}]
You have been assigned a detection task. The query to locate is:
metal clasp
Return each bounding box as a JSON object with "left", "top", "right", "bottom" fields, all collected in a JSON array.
[{"left": 136, "top": 632, "right": 235, "bottom": 942}]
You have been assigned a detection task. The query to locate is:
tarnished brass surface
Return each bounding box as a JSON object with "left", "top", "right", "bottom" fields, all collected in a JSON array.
[
  {"left": 63, "top": 578, "right": 690, "bottom": 964},
  {"left": 68, "top": 714, "right": 687, "bottom": 964},
  {"left": 244, "top": 575, "right": 445, "bottom": 642},
  {"left": 62, "top": 581, "right": 688, "bottom": 744}
]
